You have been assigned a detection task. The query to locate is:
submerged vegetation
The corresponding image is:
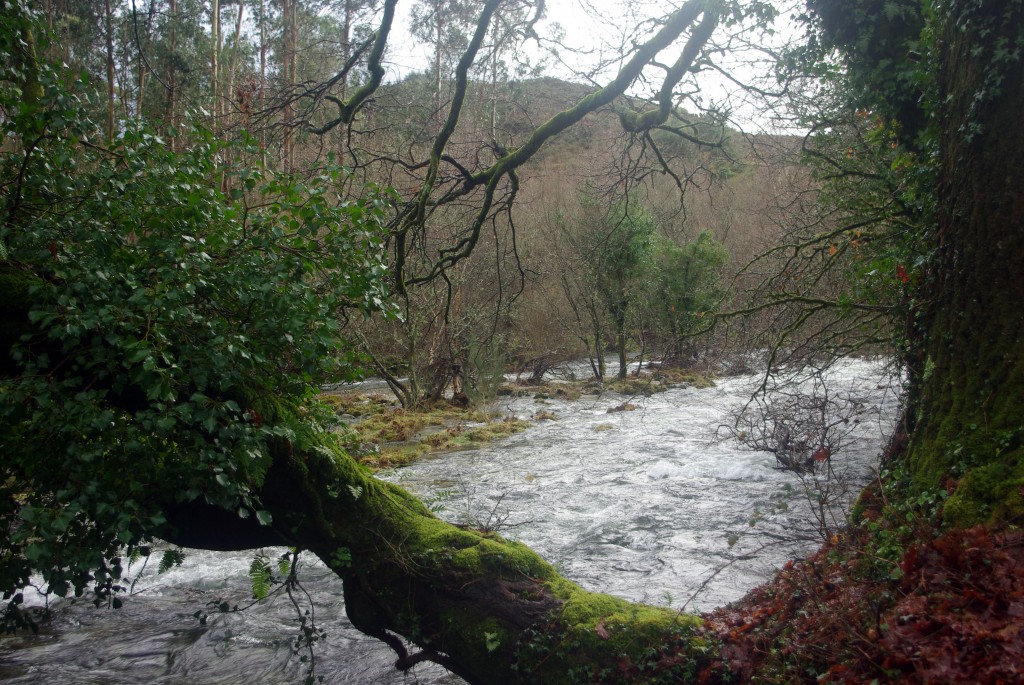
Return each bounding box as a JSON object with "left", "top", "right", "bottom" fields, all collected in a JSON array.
[
  {"left": 319, "top": 364, "right": 714, "bottom": 467},
  {"left": 329, "top": 395, "right": 532, "bottom": 467}
]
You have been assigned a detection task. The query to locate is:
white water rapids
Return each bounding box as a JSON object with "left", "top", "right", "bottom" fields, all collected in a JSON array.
[{"left": 0, "top": 359, "right": 901, "bottom": 684}]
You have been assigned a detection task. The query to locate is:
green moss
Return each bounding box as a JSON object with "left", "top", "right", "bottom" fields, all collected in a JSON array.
[
  {"left": 646, "top": 367, "right": 716, "bottom": 389},
  {"left": 317, "top": 392, "right": 394, "bottom": 418},
  {"left": 905, "top": 348, "right": 1024, "bottom": 526},
  {"left": 606, "top": 378, "right": 656, "bottom": 395},
  {"left": 514, "top": 578, "right": 707, "bottom": 684},
  {"left": 351, "top": 408, "right": 448, "bottom": 443},
  {"left": 351, "top": 411, "right": 530, "bottom": 467},
  {"left": 943, "top": 452, "right": 1024, "bottom": 526},
  {"left": 548, "top": 577, "right": 699, "bottom": 634},
  {"left": 549, "top": 578, "right": 628, "bottom": 625},
  {"left": 335, "top": 399, "right": 529, "bottom": 463},
  {"left": 447, "top": 535, "right": 559, "bottom": 578},
  {"left": 368, "top": 504, "right": 563, "bottom": 582}
]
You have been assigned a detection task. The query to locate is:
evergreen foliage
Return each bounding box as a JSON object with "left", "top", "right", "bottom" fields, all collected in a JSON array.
[{"left": 0, "top": 6, "right": 392, "bottom": 619}]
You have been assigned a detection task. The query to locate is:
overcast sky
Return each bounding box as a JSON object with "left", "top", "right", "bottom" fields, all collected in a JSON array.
[{"left": 381, "top": 0, "right": 805, "bottom": 132}]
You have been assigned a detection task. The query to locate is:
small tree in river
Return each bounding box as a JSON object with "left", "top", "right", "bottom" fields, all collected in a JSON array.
[
  {"left": 644, "top": 230, "right": 729, "bottom": 366},
  {"left": 555, "top": 200, "right": 655, "bottom": 380},
  {"left": 593, "top": 203, "right": 657, "bottom": 380}
]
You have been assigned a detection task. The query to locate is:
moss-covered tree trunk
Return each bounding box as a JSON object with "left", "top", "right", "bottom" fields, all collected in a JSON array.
[
  {"left": 159, "top": 435, "right": 714, "bottom": 685},
  {"left": 903, "top": 0, "right": 1024, "bottom": 524}
]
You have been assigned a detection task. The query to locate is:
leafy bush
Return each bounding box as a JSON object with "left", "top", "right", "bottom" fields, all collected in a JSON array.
[{"left": 0, "top": 33, "right": 392, "bottom": 611}]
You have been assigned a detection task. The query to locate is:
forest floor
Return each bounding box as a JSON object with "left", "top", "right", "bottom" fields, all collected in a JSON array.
[{"left": 701, "top": 481, "right": 1024, "bottom": 683}]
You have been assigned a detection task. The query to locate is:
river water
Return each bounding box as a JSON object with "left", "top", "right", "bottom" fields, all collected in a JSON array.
[{"left": 0, "top": 359, "right": 900, "bottom": 684}]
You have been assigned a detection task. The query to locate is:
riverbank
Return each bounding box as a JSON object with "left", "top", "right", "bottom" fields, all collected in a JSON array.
[
  {"left": 320, "top": 392, "right": 533, "bottom": 468},
  {"left": 704, "top": 477, "right": 1024, "bottom": 683}
]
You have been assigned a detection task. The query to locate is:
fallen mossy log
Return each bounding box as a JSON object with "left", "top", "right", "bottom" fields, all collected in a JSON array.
[{"left": 162, "top": 424, "right": 720, "bottom": 684}]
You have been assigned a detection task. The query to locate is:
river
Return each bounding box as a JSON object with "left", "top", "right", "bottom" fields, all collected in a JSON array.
[{"left": 0, "top": 359, "right": 900, "bottom": 684}]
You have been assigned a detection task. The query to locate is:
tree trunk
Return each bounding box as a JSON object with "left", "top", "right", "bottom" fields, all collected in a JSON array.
[
  {"left": 338, "top": 0, "right": 353, "bottom": 163},
  {"left": 582, "top": 298, "right": 606, "bottom": 380},
  {"left": 225, "top": 0, "right": 245, "bottom": 121},
  {"left": 282, "top": 0, "right": 296, "bottom": 171},
  {"left": 133, "top": 0, "right": 156, "bottom": 120},
  {"left": 157, "top": 422, "right": 713, "bottom": 685},
  {"left": 167, "top": 0, "right": 177, "bottom": 150},
  {"left": 903, "top": 0, "right": 1024, "bottom": 525},
  {"left": 258, "top": 0, "right": 267, "bottom": 165},
  {"left": 211, "top": 0, "right": 219, "bottom": 126},
  {"left": 617, "top": 328, "right": 628, "bottom": 380},
  {"left": 104, "top": 0, "right": 115, "bottom": 142},
  {"left": 613, "top": 304, "right": 628, "bottom": 380},
  {"left": 433, "top": 0, "right": 444, "bottom": 134}
]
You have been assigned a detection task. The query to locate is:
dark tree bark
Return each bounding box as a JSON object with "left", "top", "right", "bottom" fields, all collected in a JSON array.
[
  {"left": 104, "top": 0, "right": 116, "bottom": 142},
  {"left": 903, "top": 0, "right": 1024, "bottom": 524}
]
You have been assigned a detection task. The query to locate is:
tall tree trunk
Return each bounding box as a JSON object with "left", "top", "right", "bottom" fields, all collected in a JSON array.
[
  {"left": 612, "top": 301, "right": 628, "bottom": 380},
  {"left": 337, "top": 0, "right": 353, "bottom": 164},
  {"left": 133, "top": 0, "right": 157, "bottom": 120},
  {"left": 433, "top": 0, "right": 443, "bottom": 133},
  {"left": 211, "top": 0, "right": 220, "bottom": 128},
  {"left": 282, "top": 0, "right": 296, "bottom": 171},
  {"left": 259, "top": 0, "right": 266, "bottom": 165},
  {"left": 488, "top": 20, "right": 498, "bottom": 143},
  {"left": 167, "top": 0, "right": 177, "bottom": 150},
  {"left": 225, "top": 0, "right": 245, "bottom": 121},
  {"left": 104, "top": 0, "right": 116, "bottom": 141},
  {"left": 616, "top": 326, "right": 628, "bottom": 380},
  {"left": 290, "top": 0, "right": 298, "bottom": 168},
  {"left": 904, "top": 0, "right": 1024, "bottom": 525}
]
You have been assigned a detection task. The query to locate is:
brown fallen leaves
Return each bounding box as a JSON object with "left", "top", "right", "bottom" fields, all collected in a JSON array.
[{"left": 702, "top": 526, "right": 1024, "bottom": 684}]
